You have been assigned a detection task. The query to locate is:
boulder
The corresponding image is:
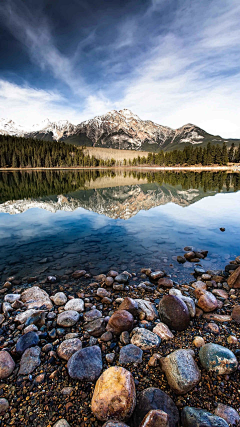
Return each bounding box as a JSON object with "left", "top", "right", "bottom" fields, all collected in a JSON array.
[
  {"left": 91, "top": 366, "right": 136, "bottom": 421},
  {"left": 131, "top": 328, "right": 160, "bottom": 350},
  {"left": 181, "top": 407, "right": 228, "bottom": 427},
  {"left": 64, "top": 298, "right": 84, "bottom": 312},
  {"left": 57, "top": 338, "right": 82, "bottom": 361},
  {"left": 21, "top": 286, "right": 53, "bottom": 309},
  {"left": 19, "top": 346, "right": 41, "bottom": 375},
  {"left": 160, "top": 349, "right": 201, "bottom": 394},
  {"left": 14, "top": 309, "right": 44, "bottom": 325},
  {"left": 4, "top": 294, "right": 21, "bottom": 303},
  {"left": 0, "top": 351, "right": 15, "bottom": 379},
  {"left": 132, "top": 387, "right": 179, "bottom": 427},
  {"left": 67, "top": 345, "right": 102, "bottom": 381},
  {"left": 159, "top": 295, "right": 190, "bottom": 331},
  {"left": 107, "top": 310, "right": 134, "bottom": 335},
  {"left": 199, "top": 343, "right": 238, "bottom": 375},
  {"left": 57, "top": 310, "right": 80, "bottom": 327},
  {"left": 119, "top": 344, "right": 143, "bottom": 365},
  {"left": 139, "top": 409, "right": 170, "bottom": 427}
]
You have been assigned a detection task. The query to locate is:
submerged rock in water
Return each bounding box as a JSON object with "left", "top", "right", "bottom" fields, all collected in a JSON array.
[{"left": 91, "top": 366, "right": 136, "bottom": 421}]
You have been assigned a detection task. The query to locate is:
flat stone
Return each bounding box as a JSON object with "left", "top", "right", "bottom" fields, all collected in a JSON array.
[
  {"left": 160, "top": 349, "right": 201, "bottom": 394},
  {"left": 21, "top": 286, "right": 53, "bottom": 309},
  {"left": 202, "top": 313, "right": 232, "bottom": 322},
  {"left": 227, "top": 266, "right": 240, "bottom": 288},
  {"left": 232, "top": 305, "right": 240, "bottom": 323},
  {"left": 64, "top": 298, "right": 84, "bottom": 312},
  {"left": 57, "top": 310, "right": 80, "bottom": 327},
  {"left": 53, "top": 420, "right": 71, "bottom": 427},
  {"left": 51, "top": 292, "right": 67, "bottom": 306},
  {"left": 152, "top": 322, "right": 174, "bottom": 340},
  {"left": 91, "top": 366, "right": 136, "bottom": 421},
  {"left": 119, "top": 344, "right": 143, "bottom": 365},
  {"left": 131, "top": 328, "right": 160, "bottom": 350},
  {"left": 214, "top": 403, "right": 240, "bottom": 426},
  {"left": 139, "top": 409, "right": 170, "bottom": 427},
  {"left": 0, "top": 351, "right": 15, "bottom": 379},
  {"left": 132, "top": 387, "right": 179, "bottom": 427},
  {"left": 19, "top": 346, "right": 41, "bottom": 375},
  {"left": 83, "top": 318, "right": 106, "bottom": 337},
  {"left": 57, "top": 338, "right": 82, "bottom": 360},
  {"left": 107, "top": 310, "right": 134, "bottom": 335},
  {"left": 159, "top": 295, "right": 190, "bottom": 331},
  {"left": 16, "top": 331, "right": 39, "bottom": 354},
  {"left": 181, "top": 407, "right": 228, "bottom": 427},
  {"left": 119, "top": 297, "right": 139, "bottom": 316},
  {"left": 0, "top": 398, "right": 9, "bottom": 414},
  {"left": 197, "top": 291, "right": 218, "bottom": 312},
  {"left": 136, "top": 300, "right": 158, "bottom": 321},
  {"left": 72, "top": 269, "right": 86, "bottom": 278},
  {"left": 67, "top": 345, "right": 102, "bottom": 381},
  {"left": 199, "top": 343, "right": 238, "bottom": 375},
  {"left": 83, "top": 309, "right": 102, "bottom": 322}
]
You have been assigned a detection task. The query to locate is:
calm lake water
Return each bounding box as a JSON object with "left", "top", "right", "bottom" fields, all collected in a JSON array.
[{"left": 0, "top": 169, "right": 240, "bottom": 283}]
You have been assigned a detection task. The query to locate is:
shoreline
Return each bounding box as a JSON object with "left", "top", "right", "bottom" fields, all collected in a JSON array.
[{"left": 0, "top": 165, "right": 240, "bottom": 172}]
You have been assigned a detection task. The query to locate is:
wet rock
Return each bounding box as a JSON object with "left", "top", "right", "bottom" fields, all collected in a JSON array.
[
  {"left": 205, "top": 322, "right": 220, "bottom": 334},
  {"left": 184, "top": 251, "right": 195, "bottom": 261},
  {"left": 83, "top": 308, "right": 102, "bottom": 322},
  {"left": 115, "top": 274, "right": 129, "bottom": 284},
  {"left": 136, "top": 300, "right": 158, "bottom": 321},
  {"left": 57, "top": 338, "right": 82, "bottom": 360},
  {"left": 16, "top": 331, "right": 39, "bottom": 354},
  {"left": 196, "top": 291, "right": 218, "bottom": 312},
  {"left": 139, "top": 409, "right": 170, "bottom": 427},
  {"left": 157, "top": 278, "right": 173, "bottom": 288},
  {"left": 194, "top": 266, "right": 206, "bottom": 275},
  {"left": 23, "top": 324, "right": 38, "bottom": 334},
  {"left": 152, "top": 323, "right": 174, "bottom": 341},
  {"left": 214, "top": 403, "right": 240, "bottom": 426},
  {"left": 64, "top": 298, "right": 84, "bottom": 312},
  {"left": 159, "top": 295, "right": 190, "bottom": 331},
  {"left": 119, "top": 297, "right": 139, "bottom": 316},
  {"left": 19, "top": 346, "right": 41, "bottom": 375},
  {"left": 51, "top": 292, "right": 67, "bottom": 306},
  {"left": 150, "top": 271, "right": 165, "bottom": 280},
  {"left": 21, "top": 286, "right": 53, "bottom": 309},
  {"left": 132, "top": 387, "right": 179, "bottom": 427},
  {"left": 57, "top": 310, "right": 80, "bottom": 327},
  {"left": 181, "top": 407, "right": 228, "bottom": 427},
  {"left": 107, "top": 310, "right": 134, "bottom": 335},
  {"left": 232, "top": 305, "right": 240, "bottom": 323},
  {"left": 0, "top": 398, "right": 9, "bottom": 414},
  {"left": 177, "top": 256, "right": 186, "bottom": 264},
  {"left": 53, "top": 420, "right": 71, "bottom": 427},
  {"left": 131, "top": 328, "right": 160, "bottom": 350},
  {"left": 160, "top": 349, "right": 201, "bottom": 394},
  {"left": 83, "top": 318, "right": 106, "bottom": 337},
  {"left": 199, "top": 343, "right": 238, "bottom": 375},
  {"left": 119, "top": 344, "right": 143, "bottom": 365},
  {"left": 91, "top": 366, "right": 136, "bottom": 421},
  {"left": 228, "top": 266, "right": 240, "bottom": 288},
  {"left": 4, "top": 294, "right": 21, "bottom": 303},
  {"left": 67, "top": 345, "right": 102, "bottom": 381},
  {"left": 72, "top": 269, "right": 86, "bottom": 278},
  {"left": 0, "top": 351, "right": 15, "bottom": 379},
  {"left": 108, "top": 270, "right": 118, "bottom": 278}
]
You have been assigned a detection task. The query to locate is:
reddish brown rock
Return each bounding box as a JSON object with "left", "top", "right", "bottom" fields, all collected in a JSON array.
[
  {"left": 157, "top": 278, "right": 173, "bottom": 288},
  {"left": 119, "top": 297, "right": 139, "bottom": 316},
  {"left": 139, "top": 409, "right": 169, "bottom": 427},
  {"left": 159, "top": 295, "right": 190, "bottom": 331},
  {"left": 196, "top": 291, "right": 218, "bottom": 312},
  {"left": 184, "top": 251, "right": 195, "bottom": 261},
  {"left": 91, "top": 366, "right": 136, "bottom": 421},
  {"left": 0, "top": 351, "right": 15, "bottom": 379},
  {"left": 227, "top": 266, "right": 240, "bottom": 288},
  {"left": 232, "top": 305, "right": 240, "bottom": 323},
  {"left": 107, "top": 310, "right": 134, "bottom": 335}
]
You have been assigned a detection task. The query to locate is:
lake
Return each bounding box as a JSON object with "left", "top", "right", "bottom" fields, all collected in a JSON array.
[{"left": 0, "top": 169, "right": 240, "bottom": 283}]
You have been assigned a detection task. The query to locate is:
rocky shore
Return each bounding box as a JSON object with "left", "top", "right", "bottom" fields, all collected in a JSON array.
[{"left": 0, "top": 250, "right": 239, "bottom": 426}]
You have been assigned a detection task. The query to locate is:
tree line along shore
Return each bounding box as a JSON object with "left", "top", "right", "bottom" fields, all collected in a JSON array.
[{"left": 0, "top": 134, "right": 240, "bottom": 169}]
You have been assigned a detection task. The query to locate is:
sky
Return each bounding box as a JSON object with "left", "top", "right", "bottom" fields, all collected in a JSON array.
[{"left": 0, "top": 0, "right": 240, "bottom": 137}]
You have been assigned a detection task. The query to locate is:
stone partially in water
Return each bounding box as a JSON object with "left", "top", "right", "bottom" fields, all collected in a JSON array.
[
  {"left": 57, "top": 338, "right": 82, "bottom": 361},
  {"left": 119, "top": 344, "right": 143, "bottom": 365},
  {"left": 139, "top": 409, "right": 170, "bottom": 427},
  {"left": 91, "top": 366, "right": 136, "bottom": 421},
  {"left": 67, "top": 345, "right": 102, "bottom": 381},
  {"left": 0, "top": 351, "right": 15, "bottom": 379},
  {"left": 132, "top": 387, "right": 179, "bottom": 427},
  {"left": 181, "top": 407, "right": 228, "bottom": 427},
  {"left": 107, "top": 310, "right": 134, "bottom": 335},
  {"left": 159, "top": 295, "right": 190, "bottom": 331},
  {"left": 16, "top": 331, "right": 39, "bottom": 354},
  {"left": 19, "top": 346, "right": 41, "bottom": 375},
  {"left": 21, "top": 286, "right": 53, "bottom": 309},
  {"left": 199, "top": 343, "right": 238, "bottom": 375},
  {"left": 160, "top": 349, "right": 201, "bottom": 395},
  {"left": 131, "top": 328, "right": 160, "bottom": 350},
  {"left": 57, "top": 310, "right": 80, "bottom": 327}
]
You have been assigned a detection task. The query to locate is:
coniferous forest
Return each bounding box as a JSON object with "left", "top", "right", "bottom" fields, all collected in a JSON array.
[{"left": 0, "top": 134, "right": 240, "bottom": 168}]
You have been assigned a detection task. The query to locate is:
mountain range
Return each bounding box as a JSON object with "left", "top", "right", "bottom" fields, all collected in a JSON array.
[{"left": 1, "top": 109, "right": 239, "bottom": 152}]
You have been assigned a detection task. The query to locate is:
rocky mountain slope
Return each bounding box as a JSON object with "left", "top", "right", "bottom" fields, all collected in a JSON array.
[{"left": 1, "top": 109, "right": 238, "bottom": 151}]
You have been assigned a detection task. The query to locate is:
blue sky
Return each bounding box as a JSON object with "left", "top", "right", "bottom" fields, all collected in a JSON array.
[{"left": 0, "top": 0, "right": 240, "bottom": 137}]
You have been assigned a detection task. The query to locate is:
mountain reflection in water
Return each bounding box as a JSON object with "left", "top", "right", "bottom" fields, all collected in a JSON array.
[{"left": 0, "top": 169, "right": 240, "bottom": 282}]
